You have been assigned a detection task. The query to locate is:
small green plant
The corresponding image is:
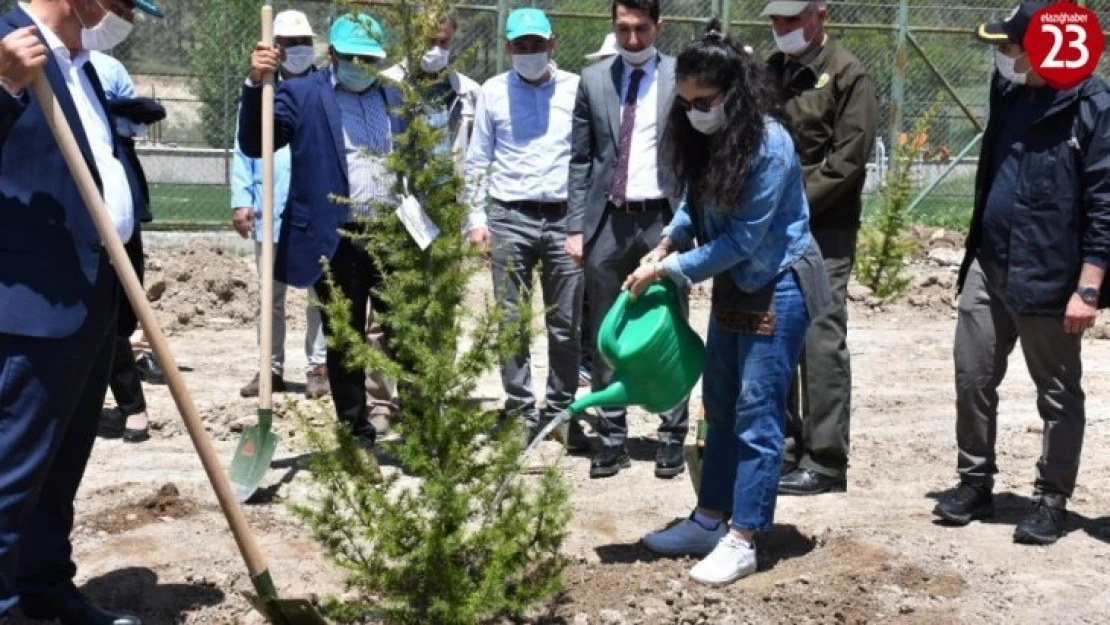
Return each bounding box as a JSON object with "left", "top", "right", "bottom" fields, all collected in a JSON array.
[
  {"left": 855, "top": 103, "right": 943, "bottom": 298},
  {"left": 289, "top": 2, "right": 570, "bottom": 623}
]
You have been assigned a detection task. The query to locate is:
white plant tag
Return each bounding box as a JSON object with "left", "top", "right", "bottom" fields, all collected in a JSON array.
[{"left": 397, "top": 193, "right": 440, "bottom": 251}]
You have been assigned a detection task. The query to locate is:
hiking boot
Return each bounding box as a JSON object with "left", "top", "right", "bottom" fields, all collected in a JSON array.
[
  {"left": 1014, "top": 495, "right": 1068, "bottom": 545},
  {"left": 305, "top": 364, "right": 330, "bottom": 399},
  {"left": 933, "top": 480, "right": 994, "bottom": 525},
  {"left": 239, "top": 371, "right": 286, "bottom": 398}
]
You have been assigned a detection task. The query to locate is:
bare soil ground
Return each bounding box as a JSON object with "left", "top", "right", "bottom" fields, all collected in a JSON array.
[{"left": 15, "top": 234, "right": 1110, "bottom": 624}]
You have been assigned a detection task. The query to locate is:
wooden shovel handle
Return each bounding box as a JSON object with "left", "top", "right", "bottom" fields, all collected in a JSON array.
[
  {"left": 31, "top": 76, "right": 272, "bottom": 579},
  {"left": 259, "top": 4, "right": 275, "bottom": 408}
]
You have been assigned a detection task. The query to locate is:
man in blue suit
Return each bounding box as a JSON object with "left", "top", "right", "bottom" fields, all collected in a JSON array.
[
  {"left": 0, "top": 1, "right": 164, "bottom": 623},
  {"left": 239, "top": 12, "right": 406, "bottom": 447}
]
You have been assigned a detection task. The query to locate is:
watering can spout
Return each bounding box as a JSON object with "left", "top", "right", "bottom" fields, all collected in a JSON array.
[{"left": 569, "top": 380, "right": 631, "bottom": 415}]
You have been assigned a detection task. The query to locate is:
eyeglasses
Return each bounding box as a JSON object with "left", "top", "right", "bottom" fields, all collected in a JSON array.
[
  {"left": 675, "top": 92, "right": 722, "bottom": 113},
  {"left": 337, "top": 54, "right": 381, "bottom": 66}
]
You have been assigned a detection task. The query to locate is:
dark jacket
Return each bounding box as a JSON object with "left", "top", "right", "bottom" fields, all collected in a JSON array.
[
  {"left": 957, "top": 74, "right": 1110, "bottom": 314},
  {"left": 0, "top": 8, "right": 145, "bottom": 339},
  {"left": 768, "top": 38, "right": 878, "bottom": 232},
  {"left": 108, "top": 97, "right": 164, "bottom": 337},
  {"left": 238, "top": 68, "right": 406, "bottom": 288}
]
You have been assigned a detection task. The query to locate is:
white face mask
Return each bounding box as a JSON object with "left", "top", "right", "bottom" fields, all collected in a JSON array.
[
  {"left": 512, "top": 52, "right": 550, "bottom": 82},
  {"left": 618, "top": 44, "right": 656, "bottom": 67},
  {"left": 995, "top": 50, "right": 1029, "bottom": 85},
  {"left": 420, "top": 46, "right": 451, "bottom": 74},
  {"left": 78, "top": 0, "right": 134, "bottom": 51},
  {"left": 282, "top": 45, "right": 316, "bottom": 75},
  {"left": 772, "top": 27, "right": 809, "bottom": 56},
  {"left": 687, "top": 103, "right": 726, "bottom": 135}
]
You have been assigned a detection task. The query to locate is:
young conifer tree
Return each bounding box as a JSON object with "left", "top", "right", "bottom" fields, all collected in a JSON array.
[
  {"left": 291, "top": 2, "right": 570, "bottom": 623},
  {"left": 856, "top": 103, "right": 943, "bottom": 298}
]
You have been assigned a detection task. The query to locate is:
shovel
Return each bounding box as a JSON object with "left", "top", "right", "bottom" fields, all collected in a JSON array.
[
  {"left": 31, "top": 21, "right": 324, "bottom": 625},
  {"left": 229, "top": 0, "right": 279, "bottom": 504}
]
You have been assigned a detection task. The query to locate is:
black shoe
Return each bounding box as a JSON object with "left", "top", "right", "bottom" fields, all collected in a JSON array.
[
  {"left": 1014, "top": 495, "right": 1067, "bottom": 545},
  {"left": 654, "top": 442, "right": 685, "bottom": 478},
  {"left": 932, "top": 481, "right": 994, "bottom": 525},
  {"left": 135, "top": 352, "right": 164, "bottom": 385},
  {"left": 122, "top": 427, "right": 150, "bottom": 443},
  {"left": 21, "top": 589, "right": 141, "bottom": 625},
  {"left": 590, "top": 446, "right": 631, "bottom": 479},
  {"left": 555, "top": 419, "right": 591, "bottom": 453},
  {"left": 778, "top": 468, "right": 847, "bottom": 496}
]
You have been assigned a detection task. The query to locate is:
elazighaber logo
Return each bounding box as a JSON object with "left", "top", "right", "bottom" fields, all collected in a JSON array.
[{"left": 1023, "top": 0, "right": 1106, "bottom": 91}]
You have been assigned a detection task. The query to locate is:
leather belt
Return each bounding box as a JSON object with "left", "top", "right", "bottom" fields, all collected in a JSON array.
[
  {"left": 499, "top": 200, "right": 568, "bottom": 216},
  {"left": 610, "top": 198, "right": 669, "bottom": 213}
]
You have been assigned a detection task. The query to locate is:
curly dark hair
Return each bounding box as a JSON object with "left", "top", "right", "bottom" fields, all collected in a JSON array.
[{"left": 663, "top": 19, "right": 788, "bottom": 212}]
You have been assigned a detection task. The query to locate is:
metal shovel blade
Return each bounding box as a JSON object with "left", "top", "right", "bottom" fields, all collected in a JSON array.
[
  {"left": 245, "top": 594, "right": 328, "bottom": 625},
  {"left": 229, "top": 409, "right": 279, "bottom": 503}
]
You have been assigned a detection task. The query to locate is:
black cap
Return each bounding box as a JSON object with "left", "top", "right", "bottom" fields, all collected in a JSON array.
[{"left": 975, "top": 2, "right": 1051, "bottom": 44}]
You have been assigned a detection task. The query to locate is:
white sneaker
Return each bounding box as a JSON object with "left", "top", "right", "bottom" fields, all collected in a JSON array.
[
  {"left": 690, "top": 534, "right": 758, "bottom": 586},
  {"left": 642, "top": 516, "right": 728, "bottom": 557}
]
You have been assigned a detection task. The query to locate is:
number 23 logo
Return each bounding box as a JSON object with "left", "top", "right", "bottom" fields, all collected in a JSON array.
[{"left": 1040, "top": 23, "right": 1089, "bottom": 69}]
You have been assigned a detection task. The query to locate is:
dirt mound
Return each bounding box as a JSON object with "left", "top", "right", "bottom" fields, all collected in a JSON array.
[
  {"left": 144, "top": 241, "right": 257, "bottom": 332},
  {"left": 80, "top": 483, "right": 198, "bottom": 535},
  {"left": 542, "top": 534, "right": 966, "bottom": 624}
]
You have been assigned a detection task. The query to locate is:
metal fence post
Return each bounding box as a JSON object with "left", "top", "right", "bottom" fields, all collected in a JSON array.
[
  {"left": 721, "top": 0, "right": 731, "bottom": 32},
  {"left": 888, "top": 0, "right": 908, "bottom": 170},
  {"left": 496, "top": 0, "right": 508, "bottom": 74}
]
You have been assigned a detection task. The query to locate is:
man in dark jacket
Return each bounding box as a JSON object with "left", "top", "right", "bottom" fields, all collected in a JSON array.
[
  {"left": 933, "top": 2, "right": 1110, "bottom": 546},
  {"left": 763, "top": 0, "right": 878, "bottom": 495}
]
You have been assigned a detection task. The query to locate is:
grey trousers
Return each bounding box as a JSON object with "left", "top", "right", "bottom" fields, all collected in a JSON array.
[
  {"left": 784, "top": 227, "right": 855, "bottom": 478},
  {"left": 585, "top": 206, "right": 689, "bottom": 448},
  {"left": 253, "top": 242, "right": 327, "bottom": 374},
  {"left": 489, "top": 202, "right": 583, "bottom": 426},
  {"left": 954, "top": 259, "right": 1085, "bottom": 497}
]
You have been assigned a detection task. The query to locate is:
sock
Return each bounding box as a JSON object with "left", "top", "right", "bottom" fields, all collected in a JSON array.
[{"left": 691, "top": 510, "right": 722, "bottom": 530}]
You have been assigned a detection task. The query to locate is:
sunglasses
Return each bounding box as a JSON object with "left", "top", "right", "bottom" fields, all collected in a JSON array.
[{"left": 675, "top": 92, "right": 722, "bottom": 113}]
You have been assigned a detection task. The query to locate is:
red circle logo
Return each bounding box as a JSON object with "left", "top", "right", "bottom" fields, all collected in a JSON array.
[{"left": 1023, "top": 1, "right": 1105, "bottom": 90}]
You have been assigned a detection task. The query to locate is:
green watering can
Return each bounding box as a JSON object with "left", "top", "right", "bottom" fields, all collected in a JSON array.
[
  {"left": 571, "top": 279, "right": 706, "bottom": 416},
  {"left": 491, "top": 279, "right": 707, "bottom": 509}
]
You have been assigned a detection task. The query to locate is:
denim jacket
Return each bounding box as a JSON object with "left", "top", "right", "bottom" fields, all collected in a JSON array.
[{"left": 661, "top": 118, "right": 813, "bottom": 293}]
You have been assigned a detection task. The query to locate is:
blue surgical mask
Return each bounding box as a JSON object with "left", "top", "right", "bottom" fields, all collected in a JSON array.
[{"left": 335, "top": 59, "right": 377, "bottom": 92}]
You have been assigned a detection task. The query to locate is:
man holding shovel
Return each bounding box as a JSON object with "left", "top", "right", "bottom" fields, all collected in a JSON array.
[
  {"left": 239, "top": 12, "right": 406, "bottom": 447},
  {"left": 0, "top": 0, "right": 163, "bottom": 622}
]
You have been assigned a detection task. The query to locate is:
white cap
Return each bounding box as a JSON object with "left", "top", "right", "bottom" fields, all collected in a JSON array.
[
  {"left": 585, "top": 33, "right": 619, "bottom": 61},
  {"left": 273, "top": 10, "right": 315, "bottom": 39}
]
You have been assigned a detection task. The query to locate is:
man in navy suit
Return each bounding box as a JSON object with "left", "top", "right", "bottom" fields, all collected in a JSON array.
[
  {"left": 0, "top": 1, "right": 164, "bottom": 623},
  {"left": 239, "top": 12, "right": 406, "bottom": 447}
]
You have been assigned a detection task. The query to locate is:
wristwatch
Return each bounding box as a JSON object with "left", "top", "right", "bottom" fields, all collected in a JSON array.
[{"left": 1077, "top": 285, "right": 1100, "bottom": 305}]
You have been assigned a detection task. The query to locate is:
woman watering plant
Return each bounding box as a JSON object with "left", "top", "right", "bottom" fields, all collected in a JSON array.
[{"left": 623, "top": 20, "right": 830, "bottom": 586}]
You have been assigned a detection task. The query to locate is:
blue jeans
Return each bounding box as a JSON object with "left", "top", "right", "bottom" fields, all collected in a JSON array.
[{"left": 698, "top": 271, "right": 810, "bottom": 532}]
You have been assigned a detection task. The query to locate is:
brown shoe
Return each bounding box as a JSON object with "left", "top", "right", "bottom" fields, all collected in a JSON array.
[
  {"left": 306, "top": 364, "right": 330, "bottom": 399},
  {"left": 240, "top": 371, "right": 286, "bottom": 398}
]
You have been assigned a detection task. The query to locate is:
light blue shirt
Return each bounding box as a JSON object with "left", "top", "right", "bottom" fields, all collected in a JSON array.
[
  {"left": 230, "top": 132, "right": 292, "bottom": 243},
  {"left": 331, "top": 73, "right": 395, "bottom": 219},
  {"left": 88, "top": 51, "right": 145, "bottom": 138},
  {"left": 464, "top": 67, "right": 579, "bottom": 231},
  {"left": 662, "top": 119, "right": 812, "bottom": 291}
]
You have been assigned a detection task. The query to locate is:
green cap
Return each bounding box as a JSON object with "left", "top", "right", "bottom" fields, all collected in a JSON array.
[
  {"left": 505, "top": 8, "right": 552, "bottom": 41},
  {"left": 329, "top": 13, "right": 386, "bottom": 58},
  {"left": 131, "top": 0, "right": 164, "bottom": 18}
]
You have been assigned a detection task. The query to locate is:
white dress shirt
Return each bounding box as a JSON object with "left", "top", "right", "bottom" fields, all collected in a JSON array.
[
  {"left": 619, "top": 56, "right": 665, "bottom": 202},
  {"left": 464, "top": 67, "right": 579, "bottom": 231},
  {"left": 22, "top": 3, "right": 134, "bottom": 244}
]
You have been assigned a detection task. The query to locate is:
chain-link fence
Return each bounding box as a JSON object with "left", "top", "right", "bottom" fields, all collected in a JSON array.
[{"left": 4, "top": 0, "right": 1107, "bottom": 229}]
